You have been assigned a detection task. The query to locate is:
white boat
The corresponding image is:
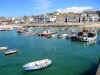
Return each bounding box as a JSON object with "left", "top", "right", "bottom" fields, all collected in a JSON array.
[
  {"left": 0, "top": 47, "right": 8, "bottom": 50},
  {"left": 5, "top": 49, "right": 19, "bottom": 55},
  {"left": 23, "top": 59, "right": 52, "bottom": 71},
  {"left": 57, "top": 34, "right": 68, "bottom": 39}
]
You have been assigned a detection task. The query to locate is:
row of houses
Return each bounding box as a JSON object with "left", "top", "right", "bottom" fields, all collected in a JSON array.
[
  {"left": 55, "top": 10, "right": 100, "bottom": 23},
  {"left": 22, "top": 10, "right": 100, "bottom": 24},
  {"left": 0, "top": 10, "right": 100, "bottom": 25}
]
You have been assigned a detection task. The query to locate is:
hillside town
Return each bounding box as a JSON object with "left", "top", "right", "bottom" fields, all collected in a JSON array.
[{"left": 0, "top": 10, "right": 100, "bottom": 25}]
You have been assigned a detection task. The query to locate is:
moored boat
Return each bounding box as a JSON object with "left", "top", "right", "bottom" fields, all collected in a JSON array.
[
  {"left": 5, "top": 49, "right": 19, "bottom": 55},
  {"left": 40, "top": 30, "right": 55, "bottom": 37},
  {"left": 70, "top": 30, "right": 97, "bottom": 42},
  {"left": 79, "top": 32, "right": 97, "bottom": 42},
  {"left": 23, "top": 59, "right": 52, "bottom": 71},
  {"left": 57, "top": 34, "right": 68, "bottom": 39},
  {"left": 0, "top": 47, "right": 8, "bottom": 50},
  {"left": 17, "top": 27, "right": 24, "bottom": 33}
]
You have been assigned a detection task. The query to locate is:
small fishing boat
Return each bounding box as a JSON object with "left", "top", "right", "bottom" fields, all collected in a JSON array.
[
  {"left": 17, "top": 30, "right": 23, "bottom": 33},
  {"left": 57, "top": 34, "right": 68, "bottom": 39},
  {"left": 0, "top": 29, "right": 6, "bottom": 31},
  {"left": 33, "top": 32, "right": 39, "bottom": 36},
  {"left": 23, "top": 59, "right": 52, "bottom": 71},
  {"left": 0, "top": 47, "right": 8, "bottom": 50},
  {"left": 51, "top": 34, "right": 57, "bottom": 38},
  {"left": 5, "top": 49, "right": 19, "bottom": 55},
  {"left": 17, "top": 27, "right": 24, "bottom": 33},
  {"left": 69, "top": 32, "right": 78, "bottom": 41},
  {"left": 40, "top": 30, "right": 55, "bottom": 37},
  {"left": 70, "top": 30, "right": 97, "bottom": 42},
  {"left": 78, "top": 31, "right": 97, "bottom": 42}
]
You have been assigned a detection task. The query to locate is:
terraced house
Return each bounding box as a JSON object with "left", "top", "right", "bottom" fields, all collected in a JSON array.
[
  {"left": 80, "top": 11, "right": 100, "bottom": 23},
  {"left": 64, "top": 10, "right": 100, "bottom": 23}
]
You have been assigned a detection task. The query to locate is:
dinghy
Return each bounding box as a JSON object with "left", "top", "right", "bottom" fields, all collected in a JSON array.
[
  {"left": 23, "top": 59, "right": 52, "bottom": 71},
  {"left": 5, "top": 49, "right": 19, "bottom": 55},
  {"left": 0, "top": 47, "right": 8, "bottom": 50},
  {"left": 57, "top": 34, "right": 68, "bottom": 39}
]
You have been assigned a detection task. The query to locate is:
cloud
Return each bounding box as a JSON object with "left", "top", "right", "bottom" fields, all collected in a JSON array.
[
  {"left": 33, "top": 0, "right": 52, "bottom": 14},
  {"left": 57, "top": 6, "right": 93, "bottom": 13}
]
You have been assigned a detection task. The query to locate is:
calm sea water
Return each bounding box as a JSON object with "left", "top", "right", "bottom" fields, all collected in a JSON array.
[{"left": 0, "top": 27, "right": 100, "bottom": 75}]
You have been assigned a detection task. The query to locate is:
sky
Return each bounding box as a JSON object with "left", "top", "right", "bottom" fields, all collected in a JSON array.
[{"left": 0, "top": 0, "right": 100, "bottom": 17}]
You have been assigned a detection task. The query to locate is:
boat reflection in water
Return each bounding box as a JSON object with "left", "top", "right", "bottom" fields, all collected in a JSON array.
[
  {"left": 80, "top": 40, "right": 96, "bottom": 48},
  {"left": 70, "top": 39, "right": 96, "bottom": 48}
]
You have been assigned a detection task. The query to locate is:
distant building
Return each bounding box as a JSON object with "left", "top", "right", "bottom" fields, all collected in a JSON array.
[
  {"left": 46, "top": 13, "right": 56, "bottom": 23},
  {"left": 2, "top": 10, "right": 99, "bottom": 25},
  {"left": 14, "top": 17, "right": 24, "bottom": 24},
  {"left": 0, "top": 16, "right": 7, "bottom": 22},
  {"left": 56, "top": 14, "right": 66, "bottom": 24},
  {"left": 65, "top": 13, "right": 81, "bottom": 23},
  {"left": 0, "top": 16, "right": 8, "bottom": 25},
  {"left": 23, "top": 16, "right": 34, "bottom": 24},
  {"left": 96, "top": 10, "right": 100, "bottom": 21},
  {"left": 81, "top": 11, "right": 99, "bottom": 22}
]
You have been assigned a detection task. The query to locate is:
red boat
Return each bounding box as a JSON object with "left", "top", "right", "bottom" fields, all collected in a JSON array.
[{"left": 40, "top": 30, "right": 55, "bottom": 37}]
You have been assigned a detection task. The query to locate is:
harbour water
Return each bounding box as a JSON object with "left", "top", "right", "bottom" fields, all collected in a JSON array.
[{"left": 0, "top": 27, "right": 100, "bottom": 75}]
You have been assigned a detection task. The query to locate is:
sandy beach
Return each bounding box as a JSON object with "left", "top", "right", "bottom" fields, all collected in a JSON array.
[
  {"left": 0, "top": 25, "right": 23, "bottom": 29},
  {"left": 0, "top": 23, "right": 100, "bottom": 29}
]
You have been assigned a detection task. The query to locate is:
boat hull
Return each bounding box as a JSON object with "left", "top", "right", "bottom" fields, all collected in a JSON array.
[
  {"left": 5, "top": 49, "right": 18, "bottom": 55},
  {"left": 23, "top": 59, "right": 52, "bottom": 71}
]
